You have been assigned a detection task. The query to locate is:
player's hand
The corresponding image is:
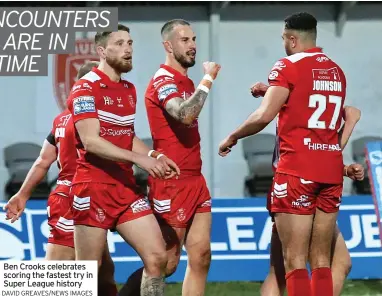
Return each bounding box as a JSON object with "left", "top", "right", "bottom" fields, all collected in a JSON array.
[
  {"left": 3, "top": 194, "right": 28, "bottom": 223},
  {"left": 250, "top": 82, "right": 269, "bottom": 98},
  {"left": 157, "top": 155, "right": 181, "bottom": 179},
  {"left": 346, "top": 163, "right": 364, "bottom": 181},
  {"left": 135, "top": 155, "right": 168, "bottom": 179},
  {"left": 218, "top": 136, "right": 237, "bottom": 157},
  {"left": 203, "top": 61, "right": 221, "bottom": 80}
]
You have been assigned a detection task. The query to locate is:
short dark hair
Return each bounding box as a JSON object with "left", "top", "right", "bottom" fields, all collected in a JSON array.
[
  {"left": 284, "top": 12, "right": 317, "bottom": 34},
  {"left": 77, "top": 61, "right": 100, "bottom": 79},
  {"left": 161, "top": 19, "right": 190, "bottom": 39},
  {"left": 94, "top": 24, "right": 130, "bottom": 47}
]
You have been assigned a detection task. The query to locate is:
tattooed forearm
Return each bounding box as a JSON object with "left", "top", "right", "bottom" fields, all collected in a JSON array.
[
  {"left": 165, "top": 88, "right": 209, "bottom": 125},
  {"left": 140, "top": 270, "right": 165, "bottom": 296}
]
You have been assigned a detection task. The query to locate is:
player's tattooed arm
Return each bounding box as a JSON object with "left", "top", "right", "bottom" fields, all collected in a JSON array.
[
  {"left": 164, "top": 61, "right": 221, "bottom": 125},
  {"left": 165, "top": 88, "right": 209, "bottom": 125}
]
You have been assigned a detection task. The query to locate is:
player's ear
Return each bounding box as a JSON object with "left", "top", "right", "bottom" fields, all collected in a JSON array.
[
  {"left": 96, "top": 45, "right": 106, "bottom": 60},
  {"left": 290, "top": 35, "right": 297, "bottom": 49},
  {"left": 163, "top": 40, "right": 173, "bottom": 54}
]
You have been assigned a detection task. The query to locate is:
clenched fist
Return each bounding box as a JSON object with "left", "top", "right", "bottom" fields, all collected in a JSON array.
[
  {"left": 250, "top": 82, "right": 269, "bottom": 98},
  {"left": 203, "top": 61, "right": 221, "bottom": 80}
]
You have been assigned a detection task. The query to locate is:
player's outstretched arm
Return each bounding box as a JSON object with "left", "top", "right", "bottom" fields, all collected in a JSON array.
[
  {"left": 165, "top": 62, "right": 221, "bottom": 125},
  {"left": 338, "top": 106, "right": 361, "bottom": 150},
  {"left": 218, "top": 86, "right": 289, "bottom": 156},
  {"left": 3, "top": 139, "right": 57, "bottom": 223}
]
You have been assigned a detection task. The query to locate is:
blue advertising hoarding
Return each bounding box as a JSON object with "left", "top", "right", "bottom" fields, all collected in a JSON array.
[
  {"left": 365, "top": 141, "right": 382, "bottom": 244},
  {"left": 0, "top": 195, "right": 381, "bottom": 283}
]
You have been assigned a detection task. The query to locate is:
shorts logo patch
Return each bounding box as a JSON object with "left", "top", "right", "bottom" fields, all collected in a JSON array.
[
  {"left": 177, "top": 208, "right": 186, "bottom": 222},
  {"left": 73, "top": 195, "right": 90, "bottom": 211},
  {"left": 273, "top": 182, "right": 287, "bottom": 198},
  {"left": 131, "top": 198, "right": 151, "bottom": 214},
  {"left": 153, "top": 198, "right": 171, "bottom": 213},
  {"left": 55, "top": 217, "right": 74, "bottom": 233},
  {"left": 95, "top": 208, "right": 105, "bottom": 223},
  {"left": 292, "top": 195, "right": 311, "bottom": 208},
  {"left": 200, "top": 199, "right": 212, "bottom": 208},
  {"left": 73, "top": 96, "right": 96, "bottom": 115},
  {"left": 157, "top": 84, "right": 178, "bottom": 101}
]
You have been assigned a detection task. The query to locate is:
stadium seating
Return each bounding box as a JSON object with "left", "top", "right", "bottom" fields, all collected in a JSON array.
[
  {"left": 133, "top": 138, "right": 153, "bottom": 196},
  {"left": 242, "top": 133, "right": 275, "bottom": 197},
  {"left": 3, "top": 142, "right": 51, "bottom": 200}
]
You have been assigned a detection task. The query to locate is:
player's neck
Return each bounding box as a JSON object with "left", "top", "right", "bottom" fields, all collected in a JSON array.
[
  {"left": 165, "top": 56, "right": 188, "bottom": 76},
  {"left": 299, "top": 42, "right": 317, "bottom": 53},
  {"left": 97, "top": 62, "right": 121, "bottom": 82}
]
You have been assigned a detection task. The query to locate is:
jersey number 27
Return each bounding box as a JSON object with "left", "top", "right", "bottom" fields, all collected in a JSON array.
[{"left": 308, "top": 94, "right": 342, "bottom": 130}]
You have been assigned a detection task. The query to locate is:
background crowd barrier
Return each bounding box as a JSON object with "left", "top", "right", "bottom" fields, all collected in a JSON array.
[{"left": 1, "top": 195, "right": 381, "bottom": 283}]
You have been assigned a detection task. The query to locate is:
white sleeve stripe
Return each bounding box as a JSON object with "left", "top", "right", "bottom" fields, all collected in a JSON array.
[
  {"left": 153, "top": 68, "right": 175, "bottom": 80},
  {"left": 80, "top": 71, "right": 102, "bottom": 83},
  {"left": 97, "top": 110, "right": 135, "bottom": 121}
]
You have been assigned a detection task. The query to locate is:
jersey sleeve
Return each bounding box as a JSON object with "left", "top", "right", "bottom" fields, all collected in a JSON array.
[
  {"left": 267, "top": 59, "right": 297, "bottom": 90},
  {"left": 67, "top": 80, "right": 98, "bottom": 123},
  {"left": 47, "top": 117, "right": 57, "bottom": 146},
  {"left": 152, "top": 75, "right": 181, "bottom": 108},
  {"left": 46, "top": 132, "right": 56, "bottom": 146}
]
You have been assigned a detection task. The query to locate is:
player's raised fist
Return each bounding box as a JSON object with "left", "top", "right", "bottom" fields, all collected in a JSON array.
[
  {"left": 250, "top": 82, "right": 269, "bottom": 98},
  {"left": 203, "top": 61, "right": 221, "bottom": 79}
]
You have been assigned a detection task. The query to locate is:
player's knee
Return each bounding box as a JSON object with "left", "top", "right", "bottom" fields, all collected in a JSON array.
[
  {"left": 344, "top": 261, "right": 352, "bottom": 277},
  {"left": 144, "top": 250, "right": 168, "bottom": 276},
  {"left": 283, "top": 253, "right": 307, "bottom": 271},
  {"left": 188, "top": 246, "right": 211, "bottom": 273},
  {"left": 165, "top": 257, "right": 179, "bottom": 277},
  {"left": 334, "top": 259, "right": 352, "bottom": 278},
  {"left": 309, "top": 254, "right": 331, "bottom": 270}
]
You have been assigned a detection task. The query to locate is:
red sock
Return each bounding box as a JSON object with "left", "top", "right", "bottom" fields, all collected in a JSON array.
[
  {"left": 285, "top": 268, "right": 311, "bottom": 296},
  {"left": 311, "top": 267, "right": 333, "bottom": 296}
]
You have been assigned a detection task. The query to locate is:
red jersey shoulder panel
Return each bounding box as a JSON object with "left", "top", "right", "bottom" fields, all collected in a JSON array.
[
  {"left": 67, "top": 71, "right": 101, "bottom": 124},
  {"left": 268, "top": 58, "right": 298, "bottom": 90},
  {"left": 149, "top": 67, "right": 183, "bottom": 108}
]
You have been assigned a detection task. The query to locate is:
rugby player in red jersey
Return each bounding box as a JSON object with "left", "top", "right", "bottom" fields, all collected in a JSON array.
[
  {"left": 252, "top": 80, "right": 362, "bottom": 296},
  {"left": 120, "top": 19, "right": 221, "bottom": 296},
  {"left": 66, "top": 24, "right": 180, "bottom": 296},
  {"left": 145, "top": 19, "right": 221, "bottom": 296},
  {"left": 4, "top": 61, "right": 118, "bottom": 296},
  {"left": 219, "top": 12, "right": 349, "bottom": 296}
]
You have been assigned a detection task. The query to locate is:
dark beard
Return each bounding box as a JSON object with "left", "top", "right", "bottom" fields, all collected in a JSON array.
[
  {"left": 106, "top": 55, "right": 132, "bottom": 73},
  {"left": 174, "top": 51, "right": 196, "bottom": 68}
]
